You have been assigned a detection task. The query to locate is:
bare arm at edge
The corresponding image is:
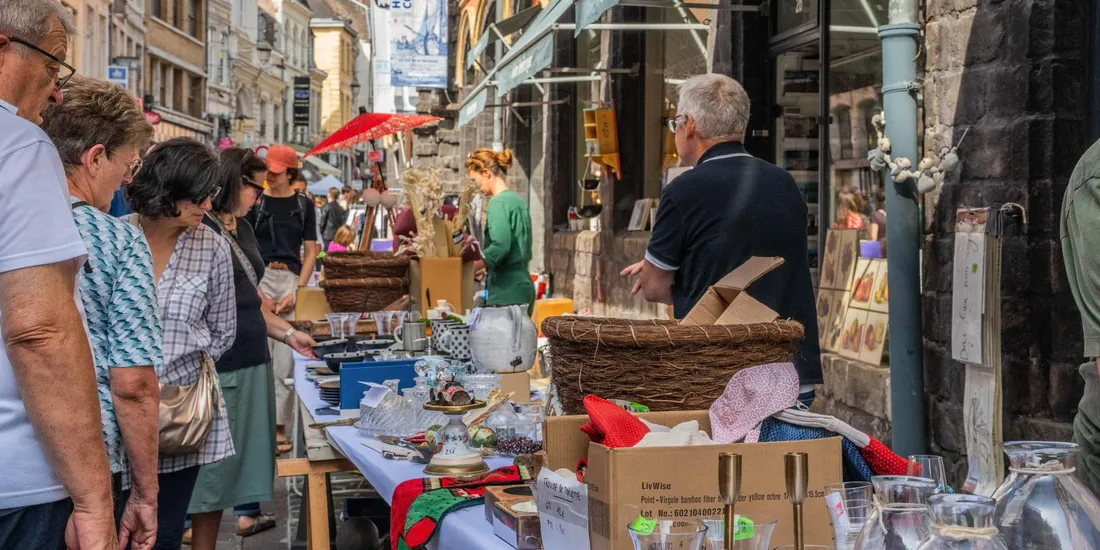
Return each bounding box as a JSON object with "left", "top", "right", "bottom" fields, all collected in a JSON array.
[{"left": 0, "top": 262, "right": 114, "bottom": 513}]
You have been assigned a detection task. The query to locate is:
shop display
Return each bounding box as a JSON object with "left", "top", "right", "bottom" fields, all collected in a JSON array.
[
  {"left": 718, "top": 452, "right": 742, "bottom": 548},
  {"left": 356, "top": 380, "right": 420, "bottom": 438},
  {"left": 470, "top": 304, "right": 537, "bottom": 374},
  {"left": 992, "top": 441, "right": 1100, "bottom": 549},
  {"left": 916, "top": 494, "right": 1007, "bottom": 550},
  {"left": 855, "top": 476, "right": 937, "bottom": 550},
  {"left": 825, "top": 482, "right": 872, "bottom": 550}
]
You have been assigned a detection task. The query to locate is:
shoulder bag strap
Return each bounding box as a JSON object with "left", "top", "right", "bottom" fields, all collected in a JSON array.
[{"left": 207, "top": 214, "right": 259, "bottom": 287}]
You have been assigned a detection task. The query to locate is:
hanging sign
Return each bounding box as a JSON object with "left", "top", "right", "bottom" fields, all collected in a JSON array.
[
  {"left": 390, "top": 0, "right": 448, "bottom": 88},
  {"left": 293, "top": 76, "right": 311, "bottom": 127}
]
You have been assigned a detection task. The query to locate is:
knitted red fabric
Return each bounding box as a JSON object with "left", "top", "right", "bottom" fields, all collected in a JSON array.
[
  {"left": 859, "top": 436, "right": 908, "bottom": 475},
  {"left": 579, "top": 395, "right": 650, "bottom": 448}
]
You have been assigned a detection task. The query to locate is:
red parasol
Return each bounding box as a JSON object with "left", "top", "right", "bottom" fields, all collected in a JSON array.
[{"left": 304, "top": 112, "right": 441, "bottom": 158}]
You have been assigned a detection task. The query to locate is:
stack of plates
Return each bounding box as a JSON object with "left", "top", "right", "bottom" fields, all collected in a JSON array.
[{"left": 318, "top": 379, "right": 341, "bottom": 406}]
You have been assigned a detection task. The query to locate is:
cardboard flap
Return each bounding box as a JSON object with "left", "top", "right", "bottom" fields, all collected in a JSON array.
[
  {"left": 714, "top": 256, "right": 784, "bottom": 290},
  {"left": 715, "top": 294, "right": 780, "bottom": 325}
]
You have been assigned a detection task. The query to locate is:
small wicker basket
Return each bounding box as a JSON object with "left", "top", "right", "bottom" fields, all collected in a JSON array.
[
  {"left": 322, "top": 251, "right": 410, "bottom": 279},
  {"left": 319, "top": 277, "right": 408, "bottom": 313},
  {"left": 542, "top": 316, "right": 804, "bottom": 413}
]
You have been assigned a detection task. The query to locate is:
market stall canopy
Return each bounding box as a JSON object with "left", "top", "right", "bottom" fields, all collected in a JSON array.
[
  {"left": 302, "top": 154, "right": 341, "bottom": 182},
  {"left": 491, "top": 0, "right": 575, "bottom": 98},
  {"left": 304, "top": 112, "right": 442, "bottom": 158},
  {"left": 466, "top": 3, "right": 543, "bottom": 71},
  {"left": 307, "top": 174, "right": 344, "bottom": 196}
]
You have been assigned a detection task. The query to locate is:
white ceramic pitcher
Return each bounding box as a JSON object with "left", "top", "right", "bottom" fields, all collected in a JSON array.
[{"left": 469, "top": 304, "right": 537, "bottom": 374}]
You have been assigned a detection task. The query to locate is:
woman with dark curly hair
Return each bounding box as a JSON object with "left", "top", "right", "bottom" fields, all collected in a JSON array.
[{"left": 122, "top": 137, "right": 237, "bottom": 549}]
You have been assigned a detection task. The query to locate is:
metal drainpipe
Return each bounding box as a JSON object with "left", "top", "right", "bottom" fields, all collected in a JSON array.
[
  {"left": 492, "top": 0, "right": 504, "bottom": 152},
  {"left": 879, "top": 0, "right": 926, "bottom": 455}
]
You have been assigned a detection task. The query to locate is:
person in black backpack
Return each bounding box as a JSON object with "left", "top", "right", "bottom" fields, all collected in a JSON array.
[
  {"left": 245, "top": 144, "right": 319, "bottom": 452},
  {"left": 319, "top": 187, "right": 346, "bottom": 251}
]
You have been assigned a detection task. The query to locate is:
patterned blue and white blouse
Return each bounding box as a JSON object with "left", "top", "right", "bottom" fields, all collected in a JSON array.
[
  {"left": 131, "top": 218, "right": 238, "bottom": 475},
  {"left": 71, "top": 200, "right": 163, "bottom": 474}
]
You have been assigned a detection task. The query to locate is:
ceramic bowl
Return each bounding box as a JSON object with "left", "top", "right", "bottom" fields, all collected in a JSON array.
[
  {"left": 324, "top": 351, "right": 367, "bottom": 373},
  {"left": 356, "top": 339, "right": 394, "bottom": 353},
  {"left": 312, "top": 338, "right": 350, "bottom": 358}
]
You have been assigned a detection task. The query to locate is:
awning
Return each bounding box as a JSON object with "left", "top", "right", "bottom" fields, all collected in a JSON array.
[
  {"left": 303, "top": 154, "right": 341, "bottom": 177},
  {"left": 575, "top": 0, "right": 618, "bottom": 36},
  {"left": 458, "top": 86, "right": 490, "bottom": 127},
  {"left": 491, "top": 0, "right": 575, "bottom": 97},
  {"left": 466, "top": 4, "right": 542, "bottom": 70}
]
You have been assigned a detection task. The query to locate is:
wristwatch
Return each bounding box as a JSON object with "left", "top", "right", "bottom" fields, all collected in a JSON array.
[{"left": 282, "top": 327, "right": 296, "bottom": 344}]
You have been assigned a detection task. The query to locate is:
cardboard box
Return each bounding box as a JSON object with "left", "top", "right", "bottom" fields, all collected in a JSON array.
[
  {"left": 679, "top": 256, "right": 784, "bottom": 326},
  {"left": 295, "top": 287, "right": 332, "bottom": 321},
  {"left": 543, "top": 410, "right": 842, "bottom": 550},
  {"left": 414, "top": 257, "right": 465, "bottom": 318},
  {"left": 500, "top": 371, "right": 531, "bottom": 404}
]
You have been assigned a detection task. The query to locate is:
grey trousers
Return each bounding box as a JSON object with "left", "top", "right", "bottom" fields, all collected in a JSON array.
[
  {"left": 1074, "top": 362, "right": 1100, "bottom": 496},
  {"left": 259, "top": 268, "right": 298, "bottom": 429}
]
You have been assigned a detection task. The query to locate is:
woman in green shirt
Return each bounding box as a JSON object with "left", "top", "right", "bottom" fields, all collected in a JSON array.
[{"left": 466, "top": 148, "right": 536, "bottom": 313}]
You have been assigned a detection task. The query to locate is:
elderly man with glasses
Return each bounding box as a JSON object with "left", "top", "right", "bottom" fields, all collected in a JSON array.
[
  {"left": 41, "top": 75, "right": 163, "bottom": 550},
  {"left": 0, "top": 1, "right": 119, "bottom": 549}
]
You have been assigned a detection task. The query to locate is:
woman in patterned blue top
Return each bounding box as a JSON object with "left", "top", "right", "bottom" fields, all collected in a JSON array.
[
  {"left": 123, "top": 137, "right": 238, "bottom": 550},
  {"left": 40, "top": 76, "right": 162, "bottom": 550}
]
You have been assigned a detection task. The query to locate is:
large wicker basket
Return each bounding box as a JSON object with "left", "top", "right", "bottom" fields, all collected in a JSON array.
[
  {"left": 319, "top": 277, "right": 408, "bottom": 312},
  {"left": 322, "top": 251, "right": 410, "bottom": 279},
  {"left": 542, "top": 316, "right": 804, "bottom": 413}
]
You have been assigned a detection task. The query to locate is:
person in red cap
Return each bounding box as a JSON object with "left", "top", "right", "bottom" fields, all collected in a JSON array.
[{"left": 245, "top": 144, "right": 319, "bottom": 453}]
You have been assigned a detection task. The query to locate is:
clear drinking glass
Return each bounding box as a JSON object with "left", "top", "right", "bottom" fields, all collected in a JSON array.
[
  {"left": 916, "top": 494, "right": 1007, "bottom": 550},
  {"left": 628, "top": 519, "right": 708, "bottom": 550},
  {"left": 703, "top": 515, "right": 777, "bottom": 550},
  {"left": 907, "top": 455, "right": 949, "bottom": 494},
  {"left": 855, "top": 476, "right": 936, "bottom": 550},
  {"left": 826, "top": 482, "right": 873, "bottom": 550},
  {"left": 326, "top": 313, "right": 346, "bottom": 339},
  {"left": 463, "top": 373, "right": 501, "bottom": 402},
  {"left": 992, "top": 441, "right": 1100, "bottom": 549}
]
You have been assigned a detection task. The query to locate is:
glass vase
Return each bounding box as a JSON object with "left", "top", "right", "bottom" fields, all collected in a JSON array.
[
  {"left": 855, "top": 476, "right": 936, "bottom": 550},
  {"left": 628, "top": 520, "right": 708, "bottom": 550},
  {"left": 916, "top": 494, "right": 1007, "bottom": 550},
  {"left": 992, "top": 441, "right": 1100, "bottom": 549}
]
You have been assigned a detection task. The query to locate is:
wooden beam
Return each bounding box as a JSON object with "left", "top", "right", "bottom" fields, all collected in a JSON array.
[
  {"left": 276, "top": 457, "right": 356, "bottom": 477},
  {"left": 307, "top": 472, "right": 331, "bottom": 550}
]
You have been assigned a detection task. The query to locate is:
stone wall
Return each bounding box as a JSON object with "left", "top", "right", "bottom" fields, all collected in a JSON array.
[
  {"left": 816, "top": 354, "right": 893, "bottom": 445},
  {"left": 546, "top": 230, "right": 668, "bottom": 319},
  {"left": 922, "top": 0, "right": 1090, "bottom": 485}
]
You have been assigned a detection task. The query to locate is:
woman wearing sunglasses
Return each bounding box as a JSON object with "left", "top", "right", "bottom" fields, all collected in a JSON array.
[
  {"left": 185, "top": 148, "right": 316, "bottom": 547},
  {"left": 123, "top": 137, "right": 237, "bottom": 549}
]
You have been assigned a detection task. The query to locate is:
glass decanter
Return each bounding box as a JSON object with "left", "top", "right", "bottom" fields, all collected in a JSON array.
[
  {"left": 855, "top": 476, "right": 936, "bottom": 550},
  {"left": 992, "top": 441, "right": 1100, "bottom": 549},
  {"left": 916, "top": 494, "right": 1007, "bottom": 550}
]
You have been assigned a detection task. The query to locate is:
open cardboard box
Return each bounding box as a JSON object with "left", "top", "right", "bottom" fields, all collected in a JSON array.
[
  {"left": 544, "top": 410, "right": 841, "bottom": 550},
  {"left": 679, "top": 256, "right": 784, "bottom": 326}
]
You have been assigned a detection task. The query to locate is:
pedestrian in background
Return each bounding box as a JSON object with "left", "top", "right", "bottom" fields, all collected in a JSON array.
[
  {"left": 1061, "top": 137, "right": 1100, "bottom": 496},
  {"left": 41, "top": 75, "right": 162, "bottom": 550},
  {"left": 186, "top": 147, "right": 316, "bottom": 548},
  {"left": 320, "top": 186, "right": 348, "bottom": 250},
  {"left": 124, "top": 137, "right": 237, "bottom": 549},
  {"left": 0, "top": 2, "right": 118, "bottom": 548},
  {"left": 621, "top": 73, "right": 821, "bottom": 403},
  {"left": 328, "top": 225, "right": 356, "bottom": 253},
  {"left": 246, "top": 144, "right": 319, "bottom": 454}
]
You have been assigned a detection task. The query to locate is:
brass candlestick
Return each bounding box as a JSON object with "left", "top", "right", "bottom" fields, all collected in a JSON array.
[
  {"left": 785, "top": 452, "right": 809, "bottom": 550},
  {"left": 718, "top": 453, "right": 742, "bottom": 549}
]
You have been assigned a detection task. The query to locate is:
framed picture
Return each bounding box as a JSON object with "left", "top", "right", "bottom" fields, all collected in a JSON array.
[
  {"left": 838, "top": 307, "right": 869, "bottom": 361},
  {"left": 627, "top": 199, "right": 653, "bottom": 231},
  {"left": 868, "top": 259, "right": 889, "bottom": 313},
  {"left": 860, "top": 311, "right": 889, "bottom": 366}
]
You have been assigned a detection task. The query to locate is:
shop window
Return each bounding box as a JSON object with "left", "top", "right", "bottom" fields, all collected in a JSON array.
[
  {"left": 835, "top": 105, "right": 852, "bottom": 159},
  {"left": 571, "top": 28, "right": 603, "bottom": 228},
  {"left": 655, "top": 7, "right": 708, "bottom": 196},
  {"left": 189, "top": 76, "right": 203, "bottom": 117}
]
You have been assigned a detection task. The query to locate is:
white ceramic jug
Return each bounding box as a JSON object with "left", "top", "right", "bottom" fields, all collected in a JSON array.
[{"left": 469, "top": 304, "right": 537, "bottom": 373}]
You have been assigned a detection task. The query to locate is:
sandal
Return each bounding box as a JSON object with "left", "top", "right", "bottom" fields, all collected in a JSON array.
[{"left": 237, "top": 514, "right": 277, "bottom": 537}]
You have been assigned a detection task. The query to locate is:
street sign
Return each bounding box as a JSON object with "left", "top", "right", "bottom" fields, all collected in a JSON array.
[
  {"left": 107, "top": 65, "right": 128, "bottom": 86},
  {"left": 293, "top": 76, "right": 310, "bottom": 127}
]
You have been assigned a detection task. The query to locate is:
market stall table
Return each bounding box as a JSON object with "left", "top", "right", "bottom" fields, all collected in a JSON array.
[{"left": 281, "top": 353, "right": 517, "bottom": 550}]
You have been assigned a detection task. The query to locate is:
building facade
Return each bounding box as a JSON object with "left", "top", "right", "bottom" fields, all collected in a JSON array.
[
  {"left": 144, "top": 0, "right": 213, "bottom": 140},
  {"left": 110, "top": 0, "right": 147, "bottom": 93},
  {"left": 308, "top": 0, "right": 359, "bottom": 181},
  {"left": 64, "top": 0, "right": 112, "bottom": 80}
]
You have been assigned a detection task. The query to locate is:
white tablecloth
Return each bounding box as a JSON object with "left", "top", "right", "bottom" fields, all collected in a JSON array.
[
  {"left": 293, "top": 354, "right": 515, "bottom": 550},
  {"left": 293, "top": 355, "right": 332, "bottom": 416}
]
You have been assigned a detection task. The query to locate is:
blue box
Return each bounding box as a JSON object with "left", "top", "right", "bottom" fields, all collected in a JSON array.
[{"left": 338, "top": 359, "right": 419, "bottom": 410}]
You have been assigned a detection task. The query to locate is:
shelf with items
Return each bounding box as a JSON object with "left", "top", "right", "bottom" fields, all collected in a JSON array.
[{"left": 583, "top": 107, "right": 620, "bottom": 178}]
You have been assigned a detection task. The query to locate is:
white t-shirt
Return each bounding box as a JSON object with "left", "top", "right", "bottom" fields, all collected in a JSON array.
[{"left": 0, "top": 99, "right": 90, "bottom": 508}]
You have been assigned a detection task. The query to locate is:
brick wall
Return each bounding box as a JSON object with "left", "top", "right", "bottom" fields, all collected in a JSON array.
[
  {"left": 922, "top": 0, "right": 1090, "bottom": 485},
  {"left": 546, "top": 230, "right": 668, "bottom": 319}
]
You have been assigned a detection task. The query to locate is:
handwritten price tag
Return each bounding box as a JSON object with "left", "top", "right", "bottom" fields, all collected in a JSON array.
[{"left": 536, "top": 468, "right": 590, "bottom": 550}]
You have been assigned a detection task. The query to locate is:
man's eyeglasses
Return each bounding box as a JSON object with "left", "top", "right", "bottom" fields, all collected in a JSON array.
[
  {"left": 667, "top": 114, "right": 686, "bottom": 134},
  {"left": 9, "top": 37, "right": 75, "bottom": 90},
  {"left": 192, "top": 186, "right": 222, "bottom": 204},
  {"left": 125, "top": 157, "right": 143, "bottom": 178}
]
